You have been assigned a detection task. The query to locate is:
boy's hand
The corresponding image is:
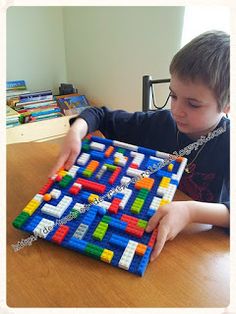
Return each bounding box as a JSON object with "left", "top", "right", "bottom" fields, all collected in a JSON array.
[
  {"left": 49, "top": 128, "right": 82, "bottom": 177},
  {"left": 146, "top": 201, "right": 193, "bottom": 262},
  {"left": 49, "top": 118, "right": 88, "bottom": 177}
]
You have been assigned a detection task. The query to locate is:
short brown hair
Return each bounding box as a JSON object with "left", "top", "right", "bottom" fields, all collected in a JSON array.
[{"left": 169, "top": 30, "right": 230, "bottom": 111}]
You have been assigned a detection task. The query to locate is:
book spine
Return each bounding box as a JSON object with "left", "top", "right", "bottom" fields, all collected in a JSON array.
[
  {"left": 19, "top": 90, "right": 52, "bottom": 100},
  {"left": 7, "top": 80, "right": 26, "bottom": 90}
]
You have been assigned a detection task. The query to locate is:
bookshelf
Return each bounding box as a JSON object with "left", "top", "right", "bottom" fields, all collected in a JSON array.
[{"left": 6, "top": 115, "right": 76, "bottom": 144}]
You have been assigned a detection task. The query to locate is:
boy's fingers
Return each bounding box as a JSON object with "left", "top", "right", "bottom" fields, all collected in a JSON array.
[
  {"left": 48, "top": 153, "right": 69, "bottom": 177},
  {"left": 146, "top": 210, "right": 164, "bottom": 233},
  {"left": 64, "top": 151, "right": 79, "bottom": 170},
  {"left": 150, "top": 224, "right": 169, "bottom": 262}
]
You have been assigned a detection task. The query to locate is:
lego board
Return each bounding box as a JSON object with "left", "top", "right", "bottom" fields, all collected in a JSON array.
[{"left": 12, "top": 135, "right": 187, "bottom": 276}]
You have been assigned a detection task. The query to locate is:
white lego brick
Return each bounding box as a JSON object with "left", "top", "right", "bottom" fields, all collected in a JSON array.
[
  {"left": 113, "top": 140, "right": 138, "bottom": 151},
  {"left": 119, "top": 188, "right": 132, "bottom": 210},
  {"left": 126, "top": 167, "right": 143, "bottom": 177},
  {"left": 150, "top": 156, "right": 162, "bottom": 162},
  {"left": 100, "top": 201, "right": 111, "bottom": 210},
  {"left": 41, "top": 196, "right": 72, "bottom": 218},
  {"left": 90, "top": 141, "right": 105, "bottom": 151},
  {"left": 120, "top": 176, "right": 131, "bottom": 186},
  {"left": 68, "top": 165, "right": 79, "bottom": 178},
  {"left": 156, "top": 151, "right": 171, "bottom": 159},
  {"left": 149, "top": 196, "right": 162, "bottom": 211},
  {"left": 73, "top": 223, "right": 89, "bottom": 239},
  {"left": 164, "top": 184, "right": 177, "bottom": 201},
  {"left": 96, "top": 166, "right": 107, "bottom": 179},
  {"left": 73, "top": 202, "right": 86, "bottom": 213},
  {"left": 118, "top": 240, "right": 138, "bottom": 270},
  {"left": 114, "top": 157, "right": 127, "bottom": 167},
  {"left": 77, "top": 153, "right": 90, "bottom": 166},
  {"left": 33, "top": 194, "right": 44, "bottom": 203},
  {"left": 175, "top": 157, "right": 188, "bottom": 180},
  {"left": 33, "top": 218, "right": 55, "bottom": 238},
  {"left": 50, "top": 189, "right": 61, "bottom": 199},
  {"left": 157, "top": 186, "right": 167, "bottom": 197},
  {"left": 114, "top": 152, "right": 124, "bottom": 158}
]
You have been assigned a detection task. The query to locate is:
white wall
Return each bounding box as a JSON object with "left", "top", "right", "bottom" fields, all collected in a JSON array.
[
  {"left": 63, "top": 6, "right": 185, "bottom": 111},
  {"left": 7, "top": 7, "right": 67, "bottom": 94},
  {"left": 7, "top": 6, "right": 185, "bottom": 111}
]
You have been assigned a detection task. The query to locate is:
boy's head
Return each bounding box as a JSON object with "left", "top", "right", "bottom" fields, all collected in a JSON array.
[{"left": 169, "top": 30, "right": 230, "bottom": 112}]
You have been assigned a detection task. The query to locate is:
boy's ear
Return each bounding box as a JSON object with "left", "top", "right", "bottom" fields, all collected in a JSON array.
[{"left": 223, "top": 104, "right": 230, "bottom": 114}]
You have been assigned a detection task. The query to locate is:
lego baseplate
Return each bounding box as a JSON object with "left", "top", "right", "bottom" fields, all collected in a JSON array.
[{"left": 12, "top": 135, "right": 187, "bottom": 276}]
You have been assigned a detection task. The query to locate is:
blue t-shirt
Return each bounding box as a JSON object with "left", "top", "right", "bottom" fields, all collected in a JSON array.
[{"left": 72, "top": 106, "right": 230, "bottom": 209}]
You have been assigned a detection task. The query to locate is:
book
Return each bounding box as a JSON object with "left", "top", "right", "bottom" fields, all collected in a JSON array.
[
  {"left": 6, "top": 105, "right": 20, "bottom": 128},
  {"left": 17, "top": 90, "right": 53, "bottom": 105},
  {"left": 56, "top": 94, "right": 90, "bottom": 116},
  {"left": 7, "top": 80, "right": 27, "bottom": 91}
]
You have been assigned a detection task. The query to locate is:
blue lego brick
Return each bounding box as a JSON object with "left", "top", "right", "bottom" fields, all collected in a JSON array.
[
  {"left": 138, "top": 147, "right": 156, "bottom": 155},
  {"left": 137, "top": 247, "right": 152, "bottom": 276},
  {"left": 90, "top": 151, "right": 105, "bottom": 160},
  {"left": 12, "top": 135, "right": 187, "bottom": 276},
  {"left": 109, "top": 234, "right": 129, "bottom": 248},
  {"left": 91, "top": 136, "right": 113, "bottom": 145},
  {"left": 170, "top": 179, "right": 179, "bottom": 185}
]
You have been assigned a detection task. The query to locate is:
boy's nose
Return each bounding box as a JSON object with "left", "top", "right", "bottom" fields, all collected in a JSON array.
[{"left": 171, "top": 102, "right": 186, "bottom": 119}]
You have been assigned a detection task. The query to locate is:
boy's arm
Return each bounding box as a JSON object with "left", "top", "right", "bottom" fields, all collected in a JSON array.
[
  {"left": 70, "top": 106, "right": 160, "bottom": 145},
  {"left": 146, "top": 200, "right": 229, "bottom": 261}
]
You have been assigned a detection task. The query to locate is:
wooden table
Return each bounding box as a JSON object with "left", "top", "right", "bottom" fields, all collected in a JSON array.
[{"left": 7, "top": 140, "right": 230, "bottom": 307}]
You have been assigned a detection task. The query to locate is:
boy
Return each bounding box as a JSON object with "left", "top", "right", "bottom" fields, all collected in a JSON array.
[{"left": 50, "top": 30, "right": 230, "bottom": 261}]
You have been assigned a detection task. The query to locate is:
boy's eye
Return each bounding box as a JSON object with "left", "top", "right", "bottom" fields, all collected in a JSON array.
[
  {"left": 188, "top": 102, "right": 201, "bottom": 108},
  {"left": 170, "top": 93, "right": 177, "bottom": 100}
]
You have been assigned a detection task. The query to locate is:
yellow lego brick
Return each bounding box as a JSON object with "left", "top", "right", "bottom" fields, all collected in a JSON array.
[
  {"left": 58, "top": 170, "right": 68, "bottom": 177},
  {"left": 88, "top": 194, "right": 99, "bottom": 203},
  {"left": 22, "top": 199, "right": 40, "bottom": 216},
  {"left": 160, "top": 199, "right": 170, "bottom": 206},
  {"left": 101, "top": 249, "right": 114, "bottom": 263},
  {"left": 114, "top": 157, "right": 120, "bottom": 165},
  {"left": 160, "top": 177, "right": 171, "bottom": 188},
  {"left": 167, "top": 164, "right": 174, "bottom": 171}
]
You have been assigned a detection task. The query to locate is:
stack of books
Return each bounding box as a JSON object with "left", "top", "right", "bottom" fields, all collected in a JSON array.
[
  {"left": 14, "top": 90, "right": 63, "bottom": 123},
  {"left": 6, "top": 105, "right": 20, "bottom": 128},
  {"left": 6, "top": 80, "right": 91, "bottom": 127}
]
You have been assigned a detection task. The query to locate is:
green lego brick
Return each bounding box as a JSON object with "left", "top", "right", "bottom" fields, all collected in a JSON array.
[
  {"left": 82, "top": 143, "right": 90, "bottom": 152},
  {"left": 59, "top": 174, "right": 73, "bottom": 188},
  {"left": 93, "top": 222, "right": 108, "bottom": 241},
  {"left": 101, "top": 215, "right": 112, "bottom": 224},
  {"left": 83, "top": 170, "right": 93, "bottom": 178},
  {"left": 104, "top": 164, "right": 117, "bottom": 171},
  {"left": 12, "top": 211, "right": 30, "bottom": 229},
  {"left": 117, "top": 148, "right": 125, "bottom": 154},
  {"left": 70, "top": 208, "right": 80, "bottom": 219},
  {"left": 85, "top": 243, "right": 104, "bottom": 258},
  {"left": 137, "top": 219, "right": 148, "bottom": 229},
  {"left": 131, "top": 207, "right": 141, "bottom": 214}
]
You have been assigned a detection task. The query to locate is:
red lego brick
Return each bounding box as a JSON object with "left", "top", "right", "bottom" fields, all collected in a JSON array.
[
  {"left": 38, "top": 179, "right": 54, "bottom": 194},
  {"left": 108, "top": 198, "right": 121, "bottom": 214},
  {"left": 76, "top": 178, "right": 106, "bottom": 194},
  {"left": 85, "top": 134, "right": 92, "bottom": 140},
  {"left": 148, "top": 228, "right": 158, "bottom": 248},
  {"left": 121, "top": 214, "right": 139, "bottom": 224},
  {"left": 109, "top": 167, "right": 121, "bottom": 184},
  {"left": 125, "top": 225, "right": 144, "bottom": 238},
  {"left": 52, "top": 225, "right": 70, "bottom": 244},
  {"left": 130, "top": 163, "right": 139, "bottom": 169},
  {"left": 69, "top": 185, "right": 81, "bottom": 195}
]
